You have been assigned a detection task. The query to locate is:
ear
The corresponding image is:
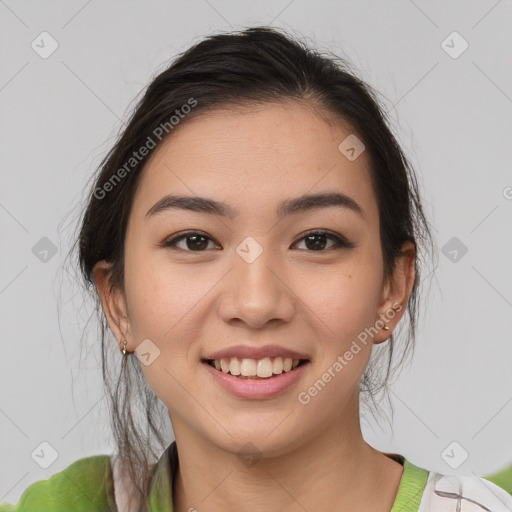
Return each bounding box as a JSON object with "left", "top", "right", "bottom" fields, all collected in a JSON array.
[
  {"left": 372, "top": 241, "right": 416, "bottom": 345},
  {"left": 92, "top": 260, "right": 133, "bottom": 351}
]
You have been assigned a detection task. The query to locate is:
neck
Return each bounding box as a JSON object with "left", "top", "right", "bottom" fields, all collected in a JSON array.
[{"left": 170, "top": 393, "right": 403, "bottom": 512}]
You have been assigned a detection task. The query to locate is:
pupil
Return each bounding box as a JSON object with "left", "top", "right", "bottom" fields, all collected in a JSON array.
[{"left": 306, "top": 234, "right": 326, "bottom": 250}]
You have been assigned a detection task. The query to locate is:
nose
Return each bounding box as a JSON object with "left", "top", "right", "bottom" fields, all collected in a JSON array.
[{"left": 217, "top": 245, "right": 295, "bottom": 329}]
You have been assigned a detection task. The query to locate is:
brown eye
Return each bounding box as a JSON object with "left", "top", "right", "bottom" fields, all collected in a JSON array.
[
  {"left": 162, "top": 231, "right": 220, "bottom": 251},
  {"left": 161, "top": 229, "right": 354, "bottom": 253},
  {"left": 293, "top": 230, "right": 354, "bottom": 251}
]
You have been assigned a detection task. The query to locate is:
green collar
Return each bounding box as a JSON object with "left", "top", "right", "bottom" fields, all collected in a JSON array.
[
  {"left": 146, "top": 443, "right": 429, "bottom": 512},
  {"left": 390, "top": 455, "right": 429, "bottom": 511},
  {"left": 146, "top": 442, "right": 178, "bottom": 512}
]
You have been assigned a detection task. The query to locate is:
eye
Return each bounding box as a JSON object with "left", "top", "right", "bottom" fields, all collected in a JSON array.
[
  {"left": 160, "top": 231, "right": 220, "bottom": 252},
  {"left": 160, "top": 229, "right": 354, "bottom": 252},
  {"left": 292, "top": 230, "right": 355, "bottom": 251}
]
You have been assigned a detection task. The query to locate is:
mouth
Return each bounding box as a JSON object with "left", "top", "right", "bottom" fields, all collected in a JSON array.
[{"left": 202, "top": 357, "right": 310, "bottom": 379}]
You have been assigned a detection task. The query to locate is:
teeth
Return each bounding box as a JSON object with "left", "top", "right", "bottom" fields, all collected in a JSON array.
[
  {"left": 240, "top": 358, "right": 257, "bottom": 376},
  {"left": 257, "top": 357, "right": 273, "bottom": 378},
  {"left": 273, "top": 357, "right": 284, "bottom": 374},
  {"left": 220, "top": 359, "right": 230, "bottom": 373},
  {"left": 229, "top": 357, "right": 241, "bottom": 376},
  {"left": 208, "top": 356, "right": 304, "bottom": 378}
]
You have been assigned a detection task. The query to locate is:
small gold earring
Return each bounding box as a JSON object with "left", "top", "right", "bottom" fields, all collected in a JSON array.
[{"left": 122, "top": 340, "right": 127, "bottom": 355}]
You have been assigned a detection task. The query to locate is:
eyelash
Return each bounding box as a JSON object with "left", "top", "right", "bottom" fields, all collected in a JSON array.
[{"left": 160, "top": 229, "right": 355, "bottom": 252}]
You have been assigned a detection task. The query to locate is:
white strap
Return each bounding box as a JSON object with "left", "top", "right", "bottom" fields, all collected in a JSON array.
[{"left": 417, "top": 471, "right": 512, "bottom": 511}]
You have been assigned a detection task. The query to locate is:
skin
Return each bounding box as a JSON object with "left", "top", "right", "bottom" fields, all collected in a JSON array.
[{"left": 93, "top": 101, "right": 416, "bottom": 512}]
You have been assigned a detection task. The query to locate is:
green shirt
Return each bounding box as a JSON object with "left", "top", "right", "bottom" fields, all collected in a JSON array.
[{"left": 1, "top": 442, "right": 511, "bottom": 511}]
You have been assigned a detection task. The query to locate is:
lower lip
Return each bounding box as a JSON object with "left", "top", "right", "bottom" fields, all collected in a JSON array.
[{"left": 202, "top": 361, "right": 310, "bottom": 399}]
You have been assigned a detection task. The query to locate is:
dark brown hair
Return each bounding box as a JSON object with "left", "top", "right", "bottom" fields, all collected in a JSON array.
[{"left": 69, "top": 25, "right": 435, "bottom": 507}]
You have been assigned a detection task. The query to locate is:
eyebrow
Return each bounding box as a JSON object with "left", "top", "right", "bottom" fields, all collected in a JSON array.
[{"left": 145, "top": 192, "right": 364, "bottom": 221}]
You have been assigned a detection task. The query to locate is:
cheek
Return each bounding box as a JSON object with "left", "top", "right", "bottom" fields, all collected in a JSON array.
[
  {"left": 123, "top": 254, "right": 210, "bottom": 410},
  {"left": 123, "top": 252, "right": 215, "bottom": 341},
  {"left": 292, "top": 263, "right": 383, "bottom": 409},
  {"left": 299, "top": 257, "right": 383, "bottom": 343}
]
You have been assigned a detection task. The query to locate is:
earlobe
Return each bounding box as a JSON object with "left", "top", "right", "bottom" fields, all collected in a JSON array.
[{"left": 92, "top": 260, "right": 132, "bottom": 350}]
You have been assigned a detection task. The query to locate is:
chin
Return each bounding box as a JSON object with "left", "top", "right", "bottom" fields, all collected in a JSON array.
[{"left": 202, "top": 422, "right": 309, "bottom": 461}]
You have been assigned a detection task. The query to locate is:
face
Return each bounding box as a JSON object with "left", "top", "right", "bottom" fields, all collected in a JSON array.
[{"left": 94, "top": 101, "right": 414, "bottom": 457}]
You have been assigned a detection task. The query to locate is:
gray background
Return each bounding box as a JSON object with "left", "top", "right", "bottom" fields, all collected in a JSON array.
[{"left": 1, "top": 0, "right": 511, "bottom": 504}]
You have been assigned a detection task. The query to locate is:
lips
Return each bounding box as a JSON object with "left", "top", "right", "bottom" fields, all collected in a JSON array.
[
  {"left": 202, "top": 357, "right": 310, "bottom": 399},
  {"left": 201, "top": 344, "right": 310, "bottom": 379},
  {"left": 200, "top": 344, "right": 311, "bottom": 398},
  {"left": 203, "top": 344, "right": 310, "bottom": 361}
]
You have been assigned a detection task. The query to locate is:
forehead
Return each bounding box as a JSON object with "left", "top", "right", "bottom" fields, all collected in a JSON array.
[{"left": 131, "top": 101, "right": 377, "bottom": 223}]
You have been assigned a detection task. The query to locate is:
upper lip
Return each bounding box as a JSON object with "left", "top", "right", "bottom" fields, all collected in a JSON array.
[{"left": 203, "top": 345, "right": 310, "bottom": 361}]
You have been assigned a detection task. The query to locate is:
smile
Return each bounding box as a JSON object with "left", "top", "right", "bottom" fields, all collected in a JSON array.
[
  {"left": 202, "top": 357, "right": 311, "bottom": 399},
  {"left": 205, "top": 357, "right": 308, "bottom": 379}
]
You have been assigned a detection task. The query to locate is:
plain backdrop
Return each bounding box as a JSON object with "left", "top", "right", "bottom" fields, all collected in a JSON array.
[{"left": 1, "top": 0, "right": 511, "bottom": 505}]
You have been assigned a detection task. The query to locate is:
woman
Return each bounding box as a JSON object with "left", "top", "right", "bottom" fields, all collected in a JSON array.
[{"left": 2, "top": 26, "right": 511, "bottom": 512}]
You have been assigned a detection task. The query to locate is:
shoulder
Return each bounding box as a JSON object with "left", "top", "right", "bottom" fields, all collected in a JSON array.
[
  {"left": 417, "top": 469, "right": 512, "bottom": 511},
  {"left": 0, "top": 454, "right": 116, "bottom": 512}
]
